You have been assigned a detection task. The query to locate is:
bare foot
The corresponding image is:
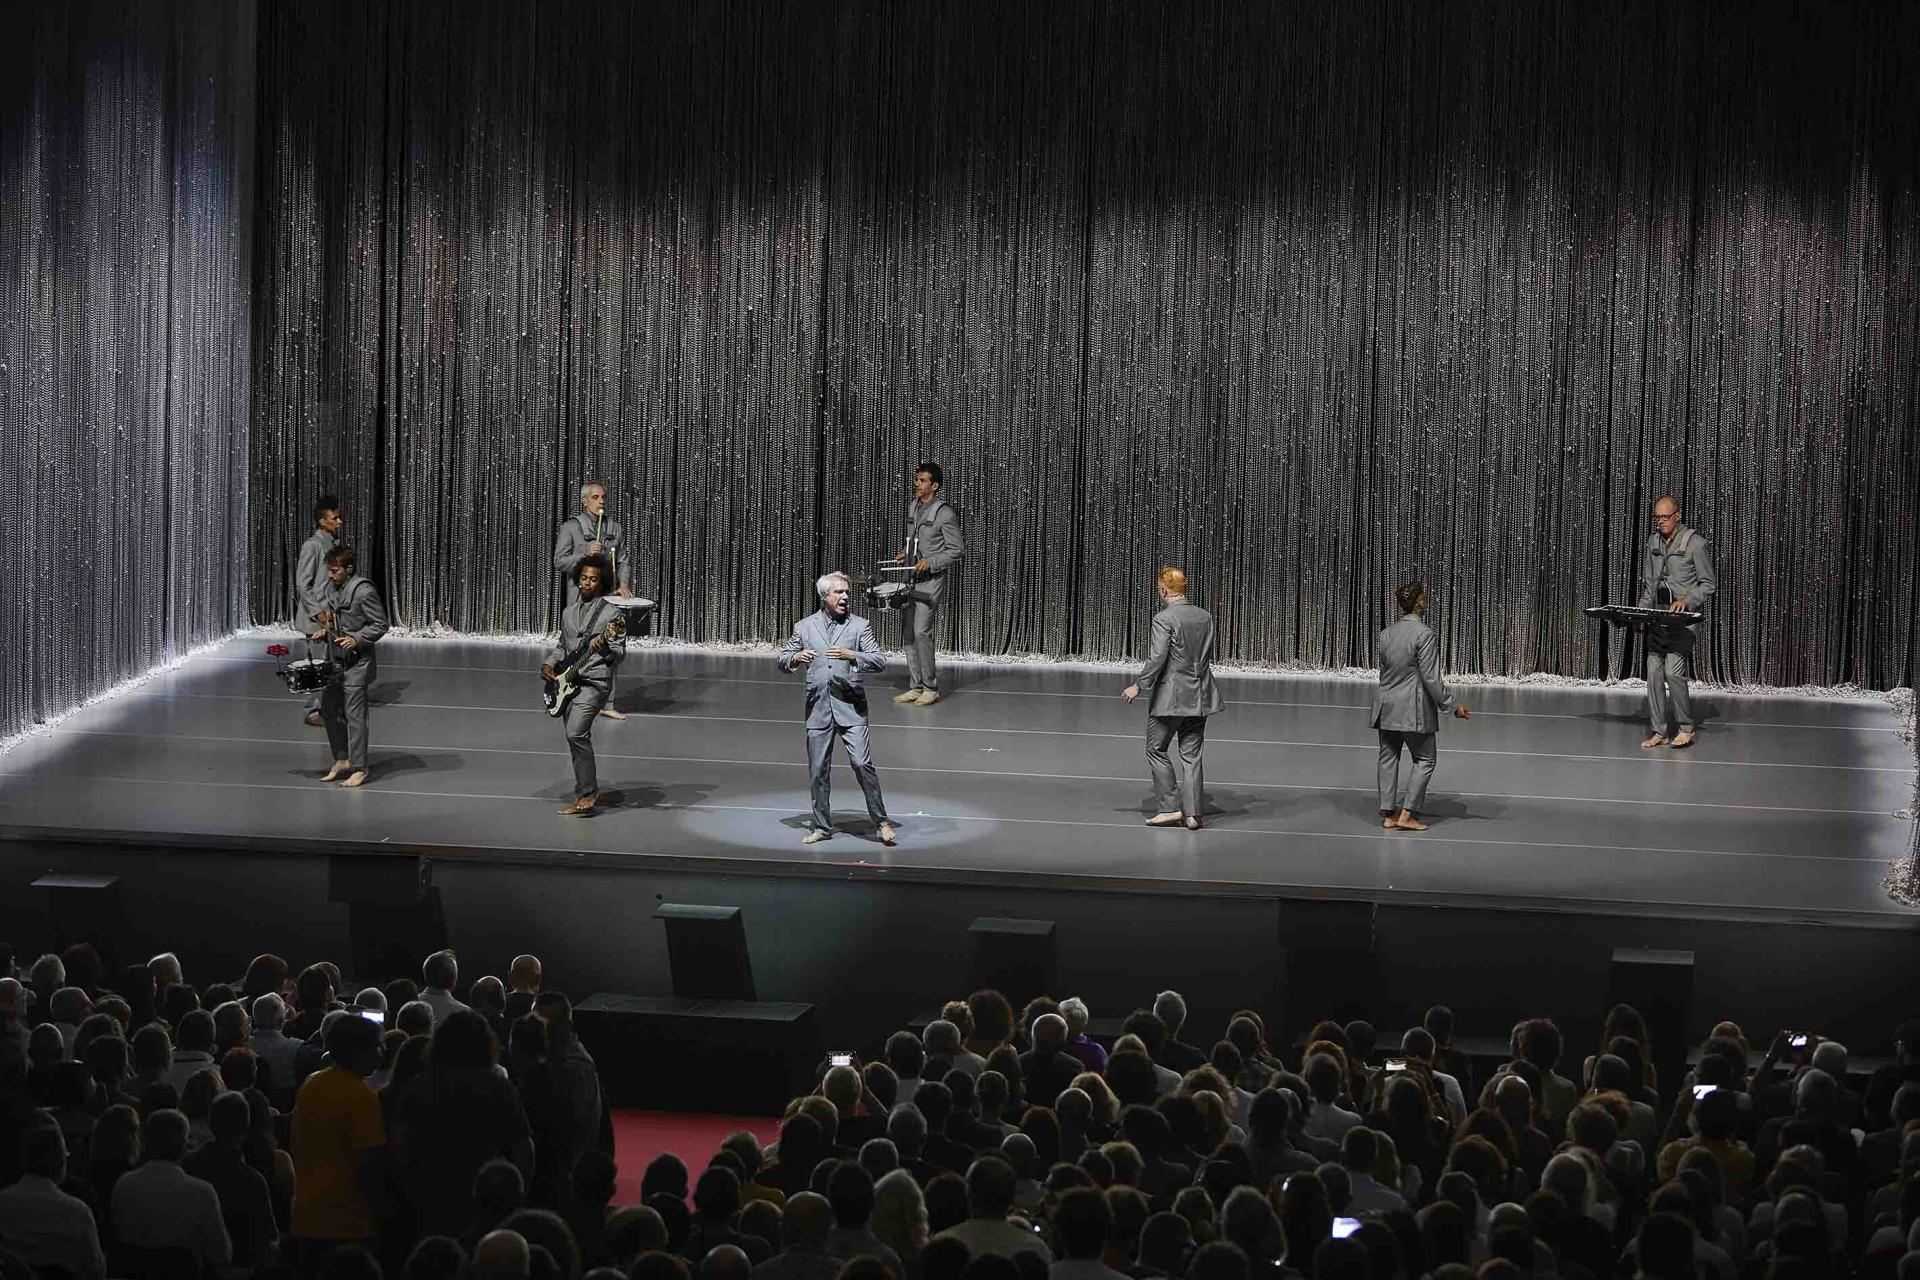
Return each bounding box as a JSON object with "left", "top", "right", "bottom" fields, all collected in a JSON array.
[
  {"left": 304, "top": 711, "right": 326, "bottom": 728},
  {"left": 1145, "top": 812, "right": 1184, "bottom": 827},
  {"left": 1669, "top": 730, "right": 1695, "bottom": 749},
  {"left": 1184, "top": 816, "right": 1203, "bottom": 831},
  {"left": 1382, "top": 811, "right": 1396, "bottom": 829},
  {"left": 879, "top": 823, "right": 897, "bottom": 846},
  {"left": 598, "top": 707, "right": 626, "bottom": 720},
  {"left": 1391, "top": 810, "right": 1429, "bottom": 832},
  {"left": 559, "top": 794, "right": 598, "bottom": 816},
  {"left": 338, "top": 770, "right": 370, "bottom": 788},
  {"left": 1641, "top": 734, "right": 1668, "bottom": 748},
  {"left": 320, "top": 760, "right": 350, "bottom": 782},
  {"left": 802, "top": 829, "right": 831, "bottom": 845}
]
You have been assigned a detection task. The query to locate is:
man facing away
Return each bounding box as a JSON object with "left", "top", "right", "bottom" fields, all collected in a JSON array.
[
  {"left": 890, "top": 462, "right": 964, "bottom": 706},
  {"left": 1371, "top": 581, "right": 1470, "bottom": 832},
  {"left": 540, "top": 555, "right": 626, "bottom": 816},
  {"left": 296, "top": 495, "right": 343, "bottom": 727},
  {"left": 1122, "top": 567, "right": 1223, "bottom": 831},
  {"left": 312, "top": 544, "right": 389, "bottom": 789},
  {"left": 778, "top": 572, "right": 896, "bottom": 847},
  {"left": 1636, "top": 495, "right": 1716, "bottom": 749}
]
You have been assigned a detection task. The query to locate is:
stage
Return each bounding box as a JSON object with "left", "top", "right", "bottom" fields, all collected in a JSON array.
[{"left": 0, "top": 633, "right": 1912, "bottom": 926}]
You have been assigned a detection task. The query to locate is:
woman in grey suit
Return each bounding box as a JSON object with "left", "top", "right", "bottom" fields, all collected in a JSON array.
[{"left": 1372, "top": 582, "right": 1471, "bottom": 831}]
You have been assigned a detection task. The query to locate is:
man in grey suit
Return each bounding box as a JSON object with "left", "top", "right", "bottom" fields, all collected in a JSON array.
[
  {"left": 1372, "top": 581, "right": 1470, "bottom": 832},
  {"left": 890, "top": 462, "right": 964, "bottom": 706},
  {"left": 311, "top": 545, "right": 389, "bottom": 789},
  {"left": 295, "top": 496, "right": 342, "bottom": 727},
  {"left": 778, "top": 572, "right": 897, "bottom": 847},
  {"left": 1636, "top": 496, "right": 1716, "bottom": 750},
  {"left": 554, "top": 480, "right": 633, "bottom": 720},
  {"left": 1122, "top": 567, "right": 1224, "bottom": 831},
  {"left": 540, "top": 556, "right": 625, "bottom": 816}
]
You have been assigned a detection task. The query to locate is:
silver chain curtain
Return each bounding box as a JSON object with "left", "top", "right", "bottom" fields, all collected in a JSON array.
[
  {"left": 247, "top": 0, "right": 1920, "bottom": 694},
  {"left": 1, "top": 0, "right": 255, "bottom": 744}
]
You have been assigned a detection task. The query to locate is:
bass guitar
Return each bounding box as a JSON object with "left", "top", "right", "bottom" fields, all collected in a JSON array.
[{"left": 543, "top": 613, "right": 628, "bottom": 718}]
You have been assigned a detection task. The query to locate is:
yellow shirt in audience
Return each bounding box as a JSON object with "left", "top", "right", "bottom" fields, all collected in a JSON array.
[{"left": 291, "top": 1065, "right": 386, "bottom": 1239}]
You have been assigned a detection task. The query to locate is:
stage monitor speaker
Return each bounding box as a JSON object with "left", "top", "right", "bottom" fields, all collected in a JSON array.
[
  {"left": 33, "top": 874, "right": 126, "bottom": 968},
  {"left": 1278, "top": 898, "right": 1379, "bottom": 1028},
  {"left": 1608, "top": 946, "right": 1693, "bottom": 1094},
  {"left": 328, "top": 856, "right": 442, "bottom": 979},
  {"left": 655, "top": 903, "right": 756, "bottom": 1001},
  {"left": 968, "top": 917, "right": 1055, "bottom": 1005}
]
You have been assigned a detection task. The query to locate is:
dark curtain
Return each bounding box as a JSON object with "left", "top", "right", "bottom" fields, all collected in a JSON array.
[
  {"left": 249, "top": 0, "right": 1920, "bottom": 690},
  {"left": 0, "top": 0, "right": 255, "bottom": 742}
]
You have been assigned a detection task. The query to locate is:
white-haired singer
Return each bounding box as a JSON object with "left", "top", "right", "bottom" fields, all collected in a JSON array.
[{"left": 777, "top": 571, "right": 897, "bottom": 847}]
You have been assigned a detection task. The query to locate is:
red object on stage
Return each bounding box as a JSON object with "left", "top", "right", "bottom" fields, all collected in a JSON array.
[{"left": 266, "top": 644, "right": 289, "bottom": 656}]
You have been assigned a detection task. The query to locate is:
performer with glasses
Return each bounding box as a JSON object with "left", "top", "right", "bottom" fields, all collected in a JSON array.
[{"left": 1637, "top": 496, "right": 1716, "bottom": 749}]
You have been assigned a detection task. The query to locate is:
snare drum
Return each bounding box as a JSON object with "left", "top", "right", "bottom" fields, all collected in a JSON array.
[
  {"left": 277, "top": 657, "right": 336, "bottom": 694},
  {"left": 607, "top": 594, "right": 655, "bottom": 636},
  {"left": 864, "top": 581, "right": 915, "bottom": 612}
]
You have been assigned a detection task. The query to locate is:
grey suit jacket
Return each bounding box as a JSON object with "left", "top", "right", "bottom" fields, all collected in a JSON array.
[
  {"left": 903, "top": 497, "right": 964, "bottom": 597},
  {"left": 553, "top": 512, "right": 632, "bottom": 591},
  {"left": 295, "top": 529, "right": 334, "bottom": 623},
  {"left": 1371, "top": 614, "right": 1455, "bottom": 733},
  {"left": 546, "top": 595, "right": 627, "bottom": 690},
  {"left": 1636, "top": 524, "right": 1716, "bottom": 612},
  {"left": 778, "top": 610, "right": 888, "bottom": 729},
  {"left": 1135, "top": 598, "right": 1224, "bottom": 719}
]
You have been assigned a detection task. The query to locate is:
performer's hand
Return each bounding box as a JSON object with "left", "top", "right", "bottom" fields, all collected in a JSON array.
[
  {"left": 793, "top": 649, "right": 816, "bottom": 665},
  {"left": 1122, "top": 684, "right": 1140, "bottom": 703},
  {"left": 588, "top": 637, "right": 605, "bottom": 653},
  {"left": 539, "top": 665, "right": 558, "bottom": 682},
  {"left": 615, "top": 585, "right": 631, "bottom": 598},
  {"left": 913, "top": 558, "right": 931, "bottom": 573},
  {"left": 1453, "top": 705, "right": 1471, "bottom": 720},
  {"left": 1667, "top": 598, "right": 1688, "bottom": 613},
  {"left": 307, "top": 630, "right": 328, "bottom": 642},
  {"left": 824, "top": 645, "right": 855, "bottom": 660},
  {"left": 585, "top": 541, "right": 604, "bottom": 555},
  {"left": 336, "top": 635, "right": 359, "bottom": 650}
]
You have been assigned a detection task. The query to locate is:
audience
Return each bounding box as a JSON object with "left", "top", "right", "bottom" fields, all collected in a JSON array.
[{"left": 6, "top": 937, "right": 1919, "bottom": 1280}]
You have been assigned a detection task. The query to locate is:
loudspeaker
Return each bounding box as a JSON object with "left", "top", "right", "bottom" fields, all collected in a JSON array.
[
  {"left": 968, "top": 917, "right": 1055, "bottom": 1004},
  {"left": 34, "top": 874, "right": 126, "bottom": 969},
  {"left": 1608, "top": 946, "right": 1693, "bottom": 1097},
  {"left": 655, "top": 903, "right": 755, "bottom": 1001},
  {"left": 328, "top": 856, "right": 443, "bottom": 979}
]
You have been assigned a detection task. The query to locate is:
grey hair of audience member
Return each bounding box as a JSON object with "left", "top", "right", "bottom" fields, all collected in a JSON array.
[
  {"left": 1153, "top": 991, "right": 1188, "bottom": 1036},
  {"left": 923, "top": 1020, "right": 962, "bottom": 1056},
  {"left": 1542, "top": 1153, "right": 1595, "bottom": 1217},
  {"left": 1033, "top": 1014, "right": 1069, "bottom": 1051},
  {"left": 888, "top": 1102, "right": 928, "bottom": 1152},
  {"left": 1060, "top": 998, "right": 1091, "bottom": 1037},
  {"left": 870, "top": 1168, "right": 929, "bottom": 1258},
  {"left": 252, "top": 993, "right": 287, "bottom": 1030},
  {"left": 1056, "top": 1087, "right": 1092, "bottom": 1126},
  {"left": 1809, "top": 1041, "right": 1848, "bottom": 1078},
  {"left": 398, "top": 1000, "right": 434, "bottom": 1037},
  {"left": 860, "top": 1138, "right": 900, "bottom": 1179},
  {"left": 698, "top": 1244, "right": 751, "bottom": 1280},
  {"left": 472, "top": 1229, "right": 530, "bottom": 1279},
  {"left": 355, "top": 987, "right": 389, "bottom": 1012}
]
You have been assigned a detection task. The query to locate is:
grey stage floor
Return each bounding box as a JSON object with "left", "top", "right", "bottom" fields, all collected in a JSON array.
[{"left": 1, "top": 635, "right": 1915, "bottom": 924}]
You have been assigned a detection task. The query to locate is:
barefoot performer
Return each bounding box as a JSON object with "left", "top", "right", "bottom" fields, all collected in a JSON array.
[
  {"left": 1122, "top": 567, "right": 1223, "bottom": 831},
  {"left": 778, "top": 571, "right": 897, "bottom": 847},
  {"left": 312, "top": 545, "right": 388, "bottom": 788},
  {"left": 1371, "top": 581, "right": 1470, "bottom": 832},
  {"left": 554, "top": 479, "right": 633, "bottom": 720},
  {"left": 1636, "top": 496, "right": 1716, "bottom": 750},
  {"left": 296, "top": 496, "right": 342, "bottom": 727},
  {"left": 540, "top": 555, "right": 625, "bottom": 816}
]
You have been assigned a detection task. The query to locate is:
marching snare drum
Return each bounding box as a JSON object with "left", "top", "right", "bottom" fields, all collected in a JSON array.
[
  {"left": 606, "top": 594, "right": 655, "bottom": 636},
  {"left": 277, "top": 657, "right": 336, "bottom": 694},
  {"left": 863, "top": 581, "right": 916, "bottom": 612}
]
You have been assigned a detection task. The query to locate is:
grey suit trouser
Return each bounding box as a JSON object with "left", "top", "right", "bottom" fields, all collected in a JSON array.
[
  {"left": 902, "top": 592, "right": 941, "bottom": 692},
  {"left": 1146, "top": 716, "right": 1207, "bottom": 816},
  {"left": 807, "top": 720, "right": 890, "bottom": 832},
  {"left": 565, "top": 684, "right": 610, "bottom": 796},
  {"left": 1377, "top": 729, "right": 1437, "bottom": 813},
  {"left": 322, "top": 656, "right": 376, "bottom": 770},
  {"left": 1645, "top": 631, "right": 1695, "bottom": 737}
]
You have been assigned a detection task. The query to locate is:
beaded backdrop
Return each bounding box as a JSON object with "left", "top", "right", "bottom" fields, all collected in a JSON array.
[
  {"left": 250, "top": 0, "right": 1920, "bottom": 693},
  {"left": 1, "top": 1, "right": 255, "bottom": 743}
]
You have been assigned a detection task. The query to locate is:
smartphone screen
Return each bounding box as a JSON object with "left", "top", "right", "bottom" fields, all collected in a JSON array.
[
  {"left": 356, "top": 1008, "right": 384, "bottom": 1024},
  {"left": 1691, "top": 1083, "right": 1716, "bottom": 1100},
  {"left": 828, "top": 1052, "right": 854, "bottom": 1068},
  {"left": 1332, "top": 1218, "right": 1363, "bottom": 1239}
]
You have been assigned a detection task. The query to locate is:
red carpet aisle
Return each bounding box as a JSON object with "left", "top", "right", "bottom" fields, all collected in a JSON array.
[{"left": 611, "top": 1111, "right": 782, "bottom": 1203}]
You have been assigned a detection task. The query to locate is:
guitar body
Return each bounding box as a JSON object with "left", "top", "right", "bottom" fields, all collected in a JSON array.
[{"left": 543, "top": 613, "right": 626, "bottom": 718}]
